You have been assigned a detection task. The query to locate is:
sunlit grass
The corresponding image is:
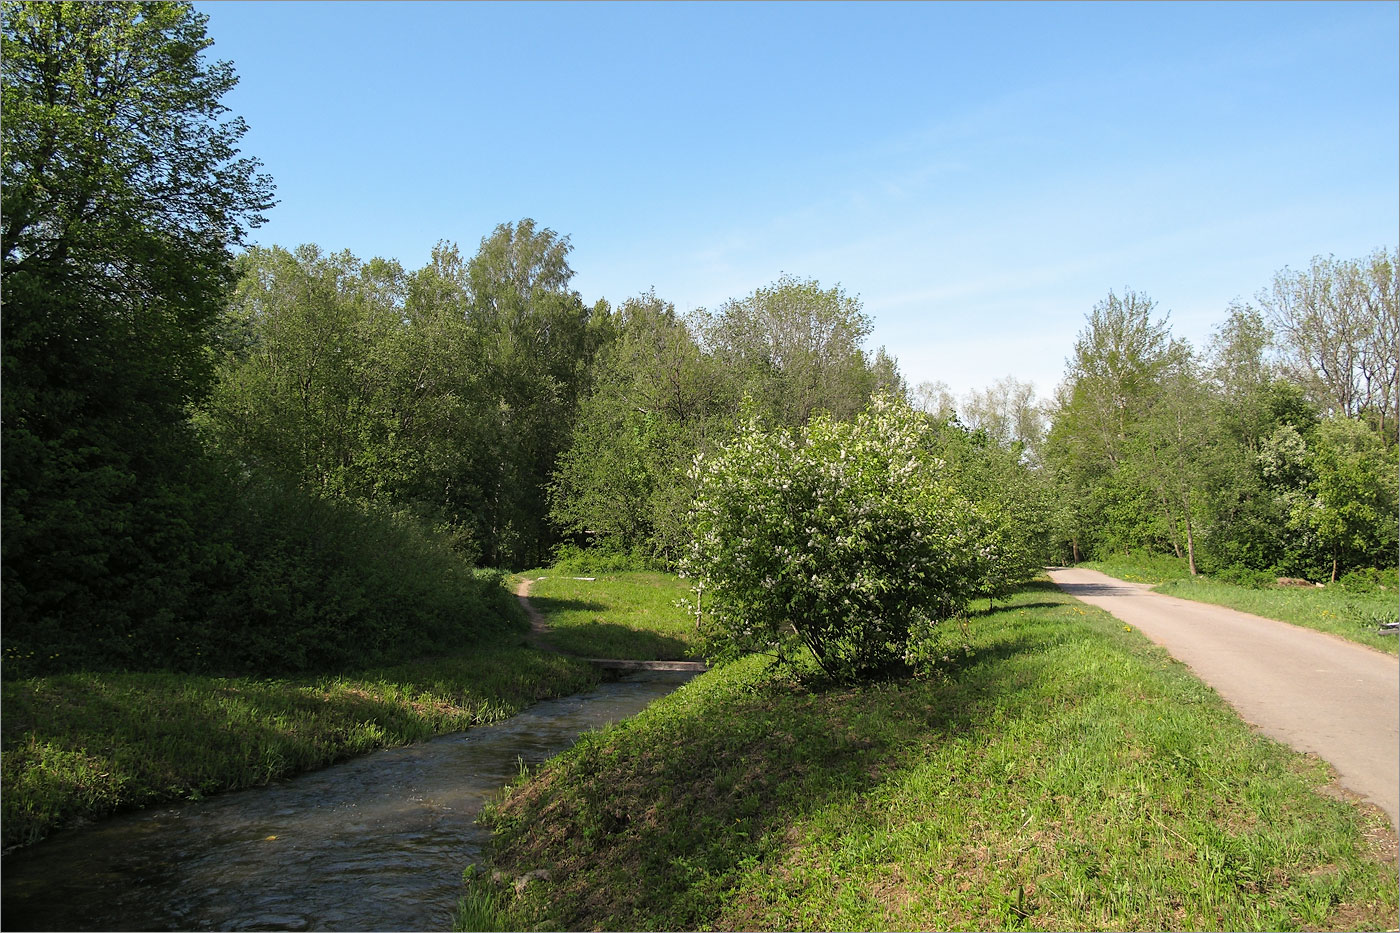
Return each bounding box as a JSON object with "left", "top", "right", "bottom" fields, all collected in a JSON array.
[
  {"left": 471, "top": 582, "right": 1398, "bottom": 932},
  {"left": 1079, "top": 555, "right": 1398, "bottom": 655},
  {"left": 1, "top": 642, "right": 599, "bottom": 850},
  {"left": 1080, "top": 551, "right": 1195, "bottom": 584},
  {"left": 1154, "top": 578, "right": 1398, "bottom": 656},
  {"left": 518, "top": 570, "right": 701, "bottom": 660}
]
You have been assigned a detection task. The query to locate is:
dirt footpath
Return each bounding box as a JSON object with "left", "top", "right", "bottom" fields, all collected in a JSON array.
[{"left": 1047, "top": 566, "right": 1400, "bottom": 831}]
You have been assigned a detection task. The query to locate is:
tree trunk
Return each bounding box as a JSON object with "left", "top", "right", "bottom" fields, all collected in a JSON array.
[
  {"left": 1156, "top": 487, "right": 1182, "bottom": 559},
  {"left": 1182, "top": 496, "right": 1198, "bottom": 576}
]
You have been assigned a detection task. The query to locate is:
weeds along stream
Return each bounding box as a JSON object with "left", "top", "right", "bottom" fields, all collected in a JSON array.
[{"left": 0, "top": 671, "right": 696, "bottom": 932}]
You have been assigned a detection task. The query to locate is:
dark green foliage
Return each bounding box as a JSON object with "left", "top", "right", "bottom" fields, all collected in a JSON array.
[
  {"left": 203, "top": 476, "right": 517, "bottom": 674},
  {"left": 549, "top": 543, "right": 662, "bottom": 575},
  {"left": 1209, "top": 565, "right": 1276, "bottom": 589},
  {"left": 0, "top": 1, "right": 276, "bottom": 675},
  {"left": 549, "top": 291, "right": 733, "bottom": 562},
  {"left": 3, "top": 464, "right": 516, "bottom": 679},
  {"left": 1, "top": 4, "right": 517, "bottom": 680},
  {"left": 203, "top": 225, "right": 604, "bottom": 571},
  {"left": 1337, "top": 566, "right": 1400, "bottom": 594}
]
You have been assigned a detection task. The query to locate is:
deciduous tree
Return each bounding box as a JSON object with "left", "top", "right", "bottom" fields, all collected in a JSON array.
[{"left": 2, "top": 1, "right": 274, "bottom": 650}]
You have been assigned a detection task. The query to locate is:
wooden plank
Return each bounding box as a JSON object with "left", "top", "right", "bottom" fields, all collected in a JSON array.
[{"left": 586, "top": 658, "right": 708, "bottom": 672}]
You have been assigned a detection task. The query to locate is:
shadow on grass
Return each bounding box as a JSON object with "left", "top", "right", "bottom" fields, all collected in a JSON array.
[
  {"left": 542, "top": 622, "right": 694, "bottom": 662},
  {"left": 970, "top": 599, "right": 1064, "bottom": 616},
  {"left": 525, "top": 595, "right": 609, "bottom": 616},
  {"left": 0, "top": 645, "right": 600, "bottom": 849},
  {"left": 487, "top": 604, "right": 1059, "bottom": 930}
]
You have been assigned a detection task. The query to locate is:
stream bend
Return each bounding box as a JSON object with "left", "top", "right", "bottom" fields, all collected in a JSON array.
[{"left": 2, "top": 671, "right": 695, "bottom": 932}]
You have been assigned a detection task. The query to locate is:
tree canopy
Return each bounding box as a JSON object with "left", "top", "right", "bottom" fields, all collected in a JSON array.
[{"left": 1042, "top": 256, "right": 1397, "bottom": 581}]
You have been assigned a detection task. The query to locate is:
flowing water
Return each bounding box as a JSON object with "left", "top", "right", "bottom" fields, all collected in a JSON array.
[{"left": 2, "top": 671, "right": 695, "bottom": 931}]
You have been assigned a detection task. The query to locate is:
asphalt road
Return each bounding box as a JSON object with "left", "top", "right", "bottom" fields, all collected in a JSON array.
[{"left": 1047, "top": 566, "right": 1400, "bottom": 831}]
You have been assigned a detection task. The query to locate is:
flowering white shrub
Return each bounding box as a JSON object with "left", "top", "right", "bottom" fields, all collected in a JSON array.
[{"left": 682, "top": 395, "right": 995, "bottom": 682}]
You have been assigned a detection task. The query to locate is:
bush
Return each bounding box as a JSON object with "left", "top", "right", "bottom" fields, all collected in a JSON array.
[
  {"left": 1, "top": 467, "right": 515, "bottom": 680},
  {"left": 1211, "top": 564, "right": 1276, "bottom": 589},
  {"left": 682, "top": 396, "right": 989, "bottom": 683},
  {"left": 549, "top": 542, "right": 660, "bottom": 574},
  {"left": 1338, "top": 567, "right": 1400, "bottom": 594}
]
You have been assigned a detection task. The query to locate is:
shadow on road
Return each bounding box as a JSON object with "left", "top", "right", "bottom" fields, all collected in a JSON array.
[{"left": 1053, "top": 582, "right": 1143, "bottom": 597}]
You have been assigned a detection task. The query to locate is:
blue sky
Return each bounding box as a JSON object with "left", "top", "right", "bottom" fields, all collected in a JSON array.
[{"left": 197, "top": 0, "right": 1399, "bottom": 400}]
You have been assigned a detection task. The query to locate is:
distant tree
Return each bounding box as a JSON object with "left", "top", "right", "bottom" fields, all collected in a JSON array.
[
  {"left": 701, "top": 275, "right": 881, "bottom": 425},
  {"left": 1056, "top": 289, "right": 1174, "bottom": 465},
  {"left": 959, "top": 375, "right": 1046, "bottom": 458},
  {"left": 926, "top": 415, "right": 1053, "bottom": 602},
  {"left": 464, "top": 219, "right": 604, "bottom": 567},
  {"left": 869, "top": 346, "right": 908, "bottom": 399},
  {"left": 1258, "top": 248, "right": 1399, "bottom": 443},
  {"left": 203, "top": 226, "right": 602, "bottom": 569},
  {"left": 1126, "top": 348, "right": 1212, "bottom": 574},
  {"left": 912, "top": 380, "right": 958, "bottom": 419},
  {"left": 1043, "top": 290, "right": 1175, "bottom": 558},
  {"left": 550, "top": 291, "right": 731, "bottom": 561}
]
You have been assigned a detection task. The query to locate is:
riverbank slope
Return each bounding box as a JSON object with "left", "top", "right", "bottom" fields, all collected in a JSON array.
[
  {"left": 2, "top": 593, "right": 604, "bottom": 851},
  {"left": 2, "top": 569, "right": 702, "bottom": 853},
  {"left": 471, "top": 579, "right": 1398, "bottom": 931}
]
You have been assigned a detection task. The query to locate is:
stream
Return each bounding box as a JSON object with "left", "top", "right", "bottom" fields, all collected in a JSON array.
[{"left": 2, "top": 671, "right": 695, "bottom": 931}]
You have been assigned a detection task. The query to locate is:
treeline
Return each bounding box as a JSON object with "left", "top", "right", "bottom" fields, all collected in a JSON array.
[
  {"left": 1040, "top": 250, "right": 1398, "bottom": 584},
  {"left": 1, "top": 2, "right": 937, "bottom": 681},
  {"left": 5, "top": 2, "right": 1392, "bottom": 686},
  {"left": 202, "top": 244, "right": 905, "bottom": 569},
  {"left": 1, "top": 3, "right": 516, "bottom": 678}
]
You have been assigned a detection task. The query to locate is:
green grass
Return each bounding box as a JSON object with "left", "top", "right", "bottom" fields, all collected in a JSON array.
[
  {"left": 517, "top": 570, "right": 701, "bottom": 660},
  {"left": 1, "top": 640, "right": 600, "bottom": 851},
  {"left": 468, "top": 582, "right": 1398, "bottom": 932},
  {"left": 1079, "top": 555, "right": 1398, "bottom": 655},
  {"left": 1154, "top": 579, "right": 1399, "bottom": 656}
]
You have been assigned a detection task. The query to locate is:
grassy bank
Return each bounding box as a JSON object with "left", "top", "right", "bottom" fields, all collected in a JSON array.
[
  {"left": 516, "top": 571, "right": 700, "bottom": 660},
  {"left": 2, "top": 636, "right": 600, "bottom": 851},
  {"left": 466, "top": 580, "right": 1398, "bottom": 931},
  {"left": 1154, "top": 579, "right": 1399, "bottom": 655},
  {"left": 1082, "top": 556, "right": 1398, "bottom": 655}
]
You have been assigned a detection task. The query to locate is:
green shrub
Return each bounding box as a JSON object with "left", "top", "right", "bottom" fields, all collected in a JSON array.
[
  {"left": 683, "top": 396, "right": 997, "bottom": 683},
  {"left": 549, "top": 542, "right": 660, "bottom": 574},
  {"left": 2, "top": 470, "right": 514, "bottom": 680},
  {"left": 1338, "top": 567, "right": 1400, "bottom": 594},
  {"left": 1211, "top": 564, "right": 1275, "bottom": 589}
]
